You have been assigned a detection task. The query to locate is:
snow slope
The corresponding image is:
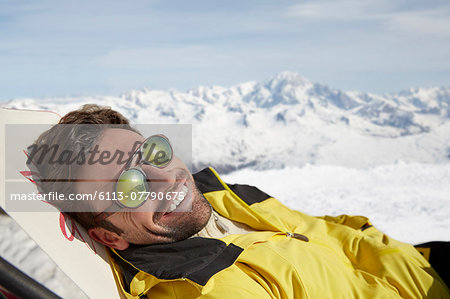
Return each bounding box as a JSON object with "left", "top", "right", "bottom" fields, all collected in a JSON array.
[
  {"left": 0, "top": 215, "right": 88, "bottom": 298},
  {"left": 223, "top": 163, "right": 450, "bottom": 244}
]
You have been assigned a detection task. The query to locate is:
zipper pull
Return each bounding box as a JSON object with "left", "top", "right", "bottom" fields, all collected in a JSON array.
[
  {"left": 213, "top": 212, "right": 229, "bottom": 234},
  {"left": 286, "top": 232, "right": 309, "bottom": 242}
]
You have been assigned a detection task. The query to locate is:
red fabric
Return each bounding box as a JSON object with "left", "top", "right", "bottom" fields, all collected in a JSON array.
[{"left": 0, "top": 286, "right": 19, "bottom": 299}]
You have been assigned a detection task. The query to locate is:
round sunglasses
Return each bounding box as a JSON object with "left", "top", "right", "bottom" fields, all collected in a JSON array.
[{"left": 94, "top": 134, "right": 173, "bottom": 223}]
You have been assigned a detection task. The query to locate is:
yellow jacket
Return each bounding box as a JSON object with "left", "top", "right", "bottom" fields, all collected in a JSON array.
[{"left": 109, "top": 168, "right": 450, "bottom": 298}]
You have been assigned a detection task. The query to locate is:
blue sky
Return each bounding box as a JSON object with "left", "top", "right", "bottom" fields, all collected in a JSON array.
[{"left": 1, "top": 0, "right": 449, "bottom": 101}]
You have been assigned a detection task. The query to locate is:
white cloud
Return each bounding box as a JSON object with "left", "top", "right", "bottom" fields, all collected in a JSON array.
[
  {"left": 386, "top": 7, "right": 450, "bottom": 39},
  {"left": 285, "top": 0, "right": 394, "bottom": 20},
  {"left": 286, "top": 0, "right": 450, "bottom": 38}
]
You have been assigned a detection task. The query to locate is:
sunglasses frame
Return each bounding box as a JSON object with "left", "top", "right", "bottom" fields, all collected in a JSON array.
[{"left": 94, "top": 134, "right": 173, "bottom": 223}]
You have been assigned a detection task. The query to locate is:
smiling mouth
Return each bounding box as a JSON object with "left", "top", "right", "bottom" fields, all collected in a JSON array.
[
  {"left": 151, "top": 170, "right": 193, "bottom": 223},
  {"left": 165, "top": 184, "right": 188, "bottom": 213}
]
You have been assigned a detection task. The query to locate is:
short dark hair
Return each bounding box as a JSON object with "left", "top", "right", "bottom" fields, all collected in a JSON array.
[{"left": 30, "top": 104, "right": 138, "bottom": 235}]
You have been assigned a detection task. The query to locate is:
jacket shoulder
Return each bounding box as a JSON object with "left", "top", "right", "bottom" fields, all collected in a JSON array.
[{"left": 193, "top": 168, "right": 271, "bottom": 205}]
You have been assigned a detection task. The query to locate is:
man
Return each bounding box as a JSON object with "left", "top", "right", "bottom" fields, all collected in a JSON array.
[{"left": 29, "top": 105, "right": 449, "bottom": 298}]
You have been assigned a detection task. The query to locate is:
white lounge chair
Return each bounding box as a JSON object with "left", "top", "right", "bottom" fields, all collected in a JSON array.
[{"left": 0, "top": 108, "right": 123, "bottom": 299}]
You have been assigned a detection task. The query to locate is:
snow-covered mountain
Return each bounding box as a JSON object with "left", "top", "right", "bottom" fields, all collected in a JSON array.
[{"left": 3, "top": 71, "right": 450, "bottom": 172}]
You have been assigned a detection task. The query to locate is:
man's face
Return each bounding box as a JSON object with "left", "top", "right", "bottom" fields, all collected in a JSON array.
[{"left": 76, "top": 128, "right": 211, "bottom": 247}]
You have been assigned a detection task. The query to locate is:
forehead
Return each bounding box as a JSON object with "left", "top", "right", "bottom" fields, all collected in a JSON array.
[{"left": 96, "top": 128, "right": 143, "bottom": 153}]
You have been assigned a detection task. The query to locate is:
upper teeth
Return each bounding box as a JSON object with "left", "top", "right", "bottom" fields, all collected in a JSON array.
[{"left": 167, "top": 185, "right": 188, "bottom": 213}]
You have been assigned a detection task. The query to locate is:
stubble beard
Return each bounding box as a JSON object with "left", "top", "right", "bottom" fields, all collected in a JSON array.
[
  {"left": 127, "top": 184, "right": 212, "bottom": 245},
  {"left": 155, "top": 185, "right": 212, "bottom": 242}
]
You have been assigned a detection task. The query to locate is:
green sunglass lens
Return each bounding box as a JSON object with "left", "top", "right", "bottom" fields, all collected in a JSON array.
[
  {"left": 141, "top": 135, "right": 172, "bottom": 167},
  {"left": 116, "top": 169, "right": 148, "bottom": 208}
]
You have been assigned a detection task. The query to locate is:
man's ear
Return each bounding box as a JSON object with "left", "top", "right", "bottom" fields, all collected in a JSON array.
[{"left": 88, "top": 227, "right": 130, "bottom": 250}]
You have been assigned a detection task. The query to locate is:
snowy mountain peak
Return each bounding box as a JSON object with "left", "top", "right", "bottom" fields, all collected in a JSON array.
[
  {"left": 240, "top": 72, "right": 313, "bottom": 108},
  {"left": 264, "top": 71, "right": 311, "bottom": 88},
  {"left": 3, "top": 72, "right": 450, "bottom": 173}
]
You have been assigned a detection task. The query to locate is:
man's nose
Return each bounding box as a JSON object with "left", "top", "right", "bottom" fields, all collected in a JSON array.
[{"left": 141, "top": 164, "right": 178, "bottom": 186}]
